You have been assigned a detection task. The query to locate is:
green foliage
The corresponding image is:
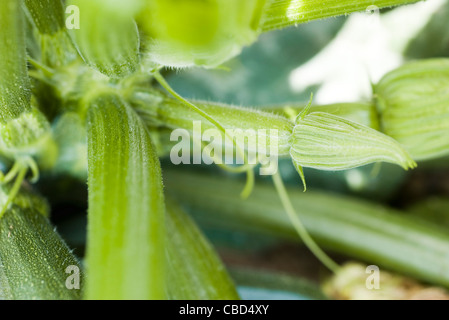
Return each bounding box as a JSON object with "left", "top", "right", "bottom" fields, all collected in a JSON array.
[{"left": 139, "top": 0, "right": 266, "bottom": 68}]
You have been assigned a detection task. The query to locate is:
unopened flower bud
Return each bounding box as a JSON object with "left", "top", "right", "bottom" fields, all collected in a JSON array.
[
  {"left": 290, "top": 109, "right": 416, "bottom": 172},
  {"left": 375, "top": 59, "right": 449, "bottom": 161}
]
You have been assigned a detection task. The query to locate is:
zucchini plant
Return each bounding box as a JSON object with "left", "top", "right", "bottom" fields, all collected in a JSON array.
[{"left": 1, "top": 0, "right": 448, "bottom": 300}]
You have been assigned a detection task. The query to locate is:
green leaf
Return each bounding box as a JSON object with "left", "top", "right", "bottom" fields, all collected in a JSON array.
[
  {"left": 166, "top": 198, "right": 239, "bottom": 300},
  {"left": 0, "top": 188, "right": 83, "bottom": 300},
  {"left": 165, "top": 169, "right": 449, "bottom": 288},
  {"left": 86, "top": 93, "right": 165, "bottom": 299},
  {"left": 0, "top": 0, "right": 31, "bottom": 124},
  {"left": 67, "top": 0, "right": 140, "bottom": 78},
  {"left": 260, "top": 0, "right": 422, "bottom": 31}
]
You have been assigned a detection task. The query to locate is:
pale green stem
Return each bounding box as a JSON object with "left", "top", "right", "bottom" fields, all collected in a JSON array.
[
  {"left": 25, "top": 157, "right": 40, "bottom": 183},
  {"left": 154, "top": 71, "right": 256, "bottom": 198}
]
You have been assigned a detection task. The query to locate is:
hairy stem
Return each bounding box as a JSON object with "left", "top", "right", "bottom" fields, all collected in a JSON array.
[{"left": 261, "top": 0, "right": 421, "bottom": 31}]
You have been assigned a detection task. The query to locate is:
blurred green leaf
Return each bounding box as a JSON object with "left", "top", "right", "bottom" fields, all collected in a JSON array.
[
  {"left": 166, "top": 18, "right": 345, "bottom": 106},
  {"left": 407, "top": 197, "right": 449, "bottom": 227},
  {"left": 139, "top": 0, "right": 265, "bottom": 68}
]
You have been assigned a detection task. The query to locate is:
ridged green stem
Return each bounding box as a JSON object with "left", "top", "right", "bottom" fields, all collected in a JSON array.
[{"left": 86, "top": 93, "right": 165, "bottom": 299}]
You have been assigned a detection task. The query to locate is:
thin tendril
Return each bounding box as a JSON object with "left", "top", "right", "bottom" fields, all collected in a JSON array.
[
  {"left": 199, "top": 141, "right": 255, "bottom": 173},
  {"left": 272, "top": 171, "right": 340, "bottom": 273},
  {"left": 27, "top": 56, "right": 55, "bottom": 77},
  {"left": 0, "top": 157, "right": 41, "bottom": 219},
  {"left": 28, "top": 71, "right": 54, "bottom": 86},
  {"left": 25, "top": 157, "right": 40, "bottom": 183},
  {"left": 192, "top": 136, "right": 256, "bottom": 198},
  {"left": 198, "top": 140, "right": 255, "bottom": 198},
  {"left": 154, "top": 72, "right": 227, "bottom": 134},
  {"left": 0, "top": 165, "right": 27, "bottom": 220},
  {"left": 2, "top": 162, "right": 21, "bottom": 184},
  {"left": 154, "top": 71, "right": 255, "bottom": 198}
]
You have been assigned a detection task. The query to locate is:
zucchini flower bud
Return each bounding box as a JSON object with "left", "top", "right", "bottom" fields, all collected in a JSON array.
[
  {"left": 375, "top": 59, "right": 449, "bottom": 161},
  {"left": 289, "top": 105, "right": 416, "bottom": 182}
]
